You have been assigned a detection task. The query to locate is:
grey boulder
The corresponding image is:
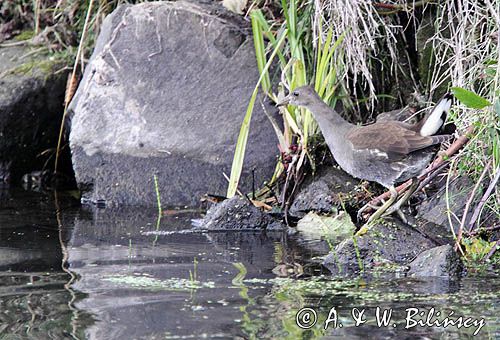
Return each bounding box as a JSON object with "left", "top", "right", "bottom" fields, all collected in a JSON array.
[
  {"left": 289, "top": 166, "right": 358, "bottom": 218},
  {"left": 69, "top": 1, "right": 279, "bottom": 207},
  {"left": 417, "top": 177, "right": 475, "bottom": 232},
  {"left": 408, "top": 244, "right": 464, "bottom": 278}
]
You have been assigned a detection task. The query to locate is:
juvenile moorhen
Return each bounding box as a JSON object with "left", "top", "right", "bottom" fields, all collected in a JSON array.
[{"left": 278, "top": 86, "right": 452, "bottom": 223}]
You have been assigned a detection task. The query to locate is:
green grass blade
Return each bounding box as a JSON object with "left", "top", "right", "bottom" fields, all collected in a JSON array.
[
  {"left": 281, "top": 0, "right": 290, "bottom": 28},
  {"left": 316, "top": 30, "right": 346, "bottom": 97},
  {"left": 315, "top": 28, "right": 333, "bottom": 94},
  {"left": 253, "top": 10, "right": 287, "bottom": 67},
  {"left": 226, "top": 32, "right": 287, "bottom": 198},
  {"left": 251, "top": 10, "right": 271, "bottom": 93}
]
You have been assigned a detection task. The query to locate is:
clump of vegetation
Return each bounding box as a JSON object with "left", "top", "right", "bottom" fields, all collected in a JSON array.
[
  {"left": 227, "top": 0, "right": 498, "bottom": 262},
  {"left": 429, "top": 0, "right": 499, "bottom": 221},
  {"left": 227, "top": 0, "right": 353, "bottom": 212},
  {"left": 0, "top": 0, "right": 145, "bottom": 51},
  {"left": 103, "top": 274, "right": 215, "bottom": 291},
  {"left": 3, "top": 0, "right": 498, "bottom": 263}
]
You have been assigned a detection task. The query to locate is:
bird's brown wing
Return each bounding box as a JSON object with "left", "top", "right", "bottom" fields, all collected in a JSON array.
[{"left": 346, "top": 121, "right": 437, "bottom": 155}]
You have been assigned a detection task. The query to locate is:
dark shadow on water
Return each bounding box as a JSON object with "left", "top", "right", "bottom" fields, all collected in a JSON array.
[
  {"left": 0, "top": 188, "right": 498, "bottom": 339},
  {"left": 0, "top": 187, "right": 94, "bottom": 338}
]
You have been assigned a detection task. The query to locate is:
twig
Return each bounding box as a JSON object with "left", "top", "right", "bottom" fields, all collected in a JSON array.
[
  {"left": 455, "top": 160, "right": 492, "bottom": 251},
  {"left": 19, "top": 46, "right": 47, "bottom": 60},
  {"left": 34, "top": 0, "right": 41, "bottom": 35},
  {"left": 223, "top": 172, "right": 244, "bottom": 197},
  {"left": 281, "top": 154, "right": 298, "bottom": 226},
  {"left": 415, "top": 161, "right": 450, "bottom": 192},
  {"left": 251, "top": 168, "right": 256, "bottom": 200},
  {"left": 468, "top": 224, "right": 500, "bottom": 236},
  {"left": 54, "top": 0, "right": 95, "bottom": 173},
  {"left": 0, "top": 40, "right": 31, "bottom": 47},
  {"left": 374, "top": 0, "right": 432, "bottom": 16},
  {"left": 484, "top": 240, "right": 499, "bottom": 262},
  {"left": 428, "top": 126, "right": 475, "bottom": 170},
  {"left": 445, "top": 159, "right": 466, "bottom": 256},
  {"left": 285, "top": 163, "right": 305, "bottom": 219},
  {"left": 373, "top": 0, "right": 430, "bottom": 13},
  {"left": 467, "top": 165, "right": 500, "bottom": 232},
  {"left": 373, "top": 2, "right": 401, "bottom": 10}
]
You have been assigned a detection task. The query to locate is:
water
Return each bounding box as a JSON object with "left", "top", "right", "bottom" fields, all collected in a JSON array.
[{"left": 0, "top": 188, "right": 498, "bottom": 339}]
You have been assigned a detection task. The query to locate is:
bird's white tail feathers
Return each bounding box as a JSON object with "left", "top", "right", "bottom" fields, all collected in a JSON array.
[{"left": 419, "top": 93, "right": 452, "bottom": 137}]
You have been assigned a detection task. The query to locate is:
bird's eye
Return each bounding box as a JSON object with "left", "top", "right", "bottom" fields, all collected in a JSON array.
[{"left": 292, "top": 91, "right": 299, "bottom": 97}]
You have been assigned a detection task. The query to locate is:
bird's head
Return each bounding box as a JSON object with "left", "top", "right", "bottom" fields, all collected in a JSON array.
[{"left": 277, "top": 85, "right": 318, "bottom": 108}]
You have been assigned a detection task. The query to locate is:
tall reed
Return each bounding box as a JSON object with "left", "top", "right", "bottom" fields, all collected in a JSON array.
[{"left": 227, "top": 0, "right": 346, "bottom": 198}]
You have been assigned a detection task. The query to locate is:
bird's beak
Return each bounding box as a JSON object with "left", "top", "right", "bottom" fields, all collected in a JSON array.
[{"left": 276, "top": 95, "right": 290, "bottom": 107}]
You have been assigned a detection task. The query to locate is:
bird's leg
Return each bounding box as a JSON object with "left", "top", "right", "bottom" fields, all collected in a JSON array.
[
  {"left": 383, "top": 178, "right": 419, "bottom": 218},
  {"left": 366, "top": 186, "right": 398, "bottom": 223},
  {"left": 357, "top": 196, "right": 389, "bottom": 222},
  {"left": 357, "top": 202, "right": 380, "bottom": 222},
  {"left": 394, "top": 209, "right": 408, "bottom": 225}
]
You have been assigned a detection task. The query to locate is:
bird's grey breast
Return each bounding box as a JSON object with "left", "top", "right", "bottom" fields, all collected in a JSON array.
[
  {"left": 324, "top": 137, "right": 387, "bottom": 185},
  {"left": 347, "top": 148, "right": 399, "bottom": 187}
]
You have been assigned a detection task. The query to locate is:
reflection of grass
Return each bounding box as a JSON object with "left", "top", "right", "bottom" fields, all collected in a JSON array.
[
  {"left": 189, "top": 257, "right": 198, "bottom": 283},
  {"left": 241, "top": 276, "right": 497, "bottom": 337},
  {"left": 153, "top": 174, "right": 162, "bottom": 215},
  {"left": 232, "top": 263, "right": 263, "bottom": 339},
  {"left": 352, "top": 237, "right": 364, "bottom": 274},
  {"left": 102, "top": 275, "right": 215, "bottom": 291}
]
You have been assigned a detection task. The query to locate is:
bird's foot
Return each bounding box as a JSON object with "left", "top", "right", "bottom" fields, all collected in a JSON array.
[
  {"left": 364, "top": 187, "right": 398, "bottom": 224},
  {"left": 356, "top": 202, "right": 380, "bottom": 222},
  {"left": 394, "top": 208, "right": 408, "bottom": 224},
  {"left": 381, "top": 206, "right": 408, "bottom": 224},
  {"left": 381, "top": 178, "right": 419, "bottom": 224}
]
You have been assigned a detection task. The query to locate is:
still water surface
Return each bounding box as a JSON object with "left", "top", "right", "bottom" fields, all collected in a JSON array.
[{"left": 0, "top": 188, "right": 498, "bottom": 339}]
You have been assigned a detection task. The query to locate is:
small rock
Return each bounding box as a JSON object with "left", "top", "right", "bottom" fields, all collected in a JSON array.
[
  {"left": 323, "top": 220, "right": 437, "bottom": 276},
  {"left": 418, "top": 176, "right": 476, "bottom": 232},
  {"left": 222, "top": 0, "right": 247, "bottom": 14},
  {"left": 289, "top": 166, "right": 358, "bottom": 218},
  {"left": 296, "top": 211, "right": 355, "bottom": 241},
  {"left": 197, "top": 196, "right": 285, "bottom": 231},
  {"left": 408, "top": 244, "right": 464, "bottom": 278}
]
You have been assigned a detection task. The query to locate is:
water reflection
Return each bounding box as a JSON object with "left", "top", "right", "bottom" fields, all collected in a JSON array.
[
  {"left": 0, "top": 189, "right": 498, "bottom": 339},
  {"left": 66, "top": 206, "right": 284, "bottom": 339},
  {"left": 0, "top": 188, "right": 94, "bottom": 338}
]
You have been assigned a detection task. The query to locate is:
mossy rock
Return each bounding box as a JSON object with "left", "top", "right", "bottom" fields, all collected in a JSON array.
[{"left": 323, "top": 219, "right": 437, "bottom": 276}]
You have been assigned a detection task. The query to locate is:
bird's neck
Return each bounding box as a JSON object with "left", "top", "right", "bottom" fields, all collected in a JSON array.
[
  {"left": 304, "top": 99, "right": 354, "bottom": 160},
  {"left": 305, "top": 99, "right": 353, "bottom": 137}
]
